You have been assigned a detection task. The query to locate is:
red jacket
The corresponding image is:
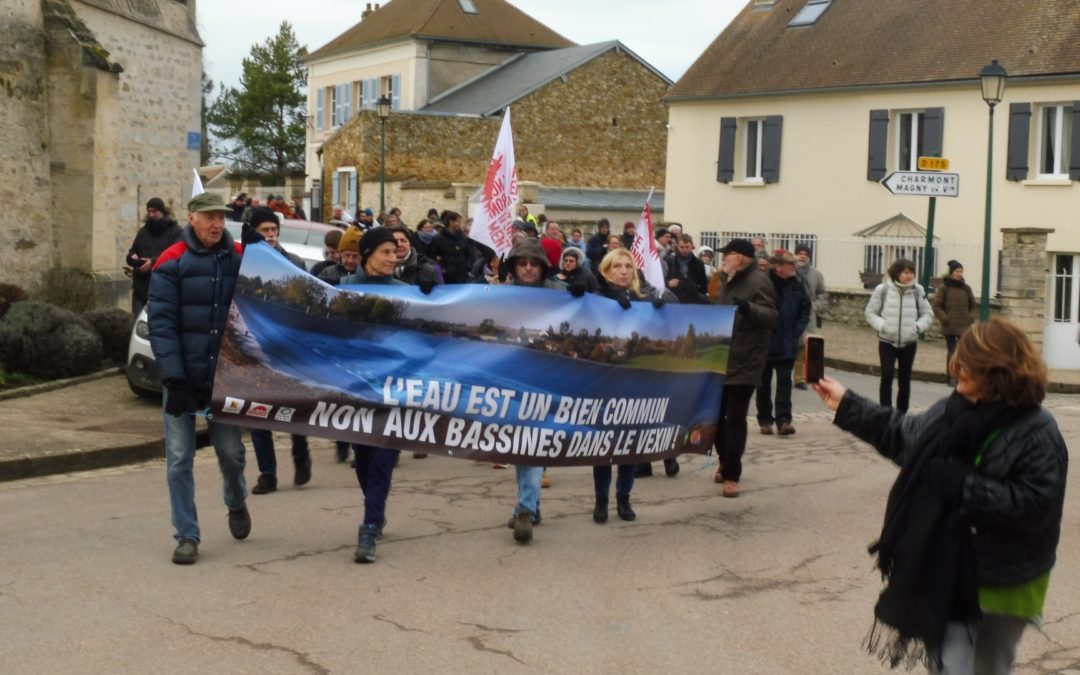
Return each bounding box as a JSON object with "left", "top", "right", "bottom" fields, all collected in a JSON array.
[{"left": 540, "top": 237, "right": 562, "bottom": 269}]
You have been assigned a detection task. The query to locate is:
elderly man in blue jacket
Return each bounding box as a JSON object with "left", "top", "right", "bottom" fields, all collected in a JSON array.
[{"left": 149, "top": 192, "right": 250, "bottom": 565}]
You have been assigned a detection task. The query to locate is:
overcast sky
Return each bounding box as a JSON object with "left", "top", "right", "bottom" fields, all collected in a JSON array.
[{"left": 198, "top": 0, "right": 747, "bottom": 92}]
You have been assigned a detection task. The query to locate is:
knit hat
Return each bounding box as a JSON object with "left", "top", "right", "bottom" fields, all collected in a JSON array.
[
  {"left": 360, "top": 226, "right": 397, "bottom": 266},
  {"left": 338, "top": 227, "right": 363, "bottom": 253},
  {"left": 795, "top": 243, "right": 812, "bottom": 255},
  {"left": 719, "top": 238, "right": 755, "bottom": 258},
  {"left": 146, "top": 197, "right": 167, "bottom": 214},
  {"left": 249, "top": 207, "right": 279, "bottom": 229},
  {"left": 947, "top": 260, "right": 963, "bottom": 274}
]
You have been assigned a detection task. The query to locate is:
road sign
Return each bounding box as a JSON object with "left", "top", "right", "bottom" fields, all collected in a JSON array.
[
  {"left": 918, "top": 156, "right": 949, "bottom": 171},
  {"left": 881, "top": 171, "right": 959, "bottom": 197}
]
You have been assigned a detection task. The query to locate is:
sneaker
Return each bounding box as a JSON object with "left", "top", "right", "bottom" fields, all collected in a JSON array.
[
  {"left": 512, "top": 511, "right": 533, "bottom": 543},
  {"left": 778, "top": 423, "right": 796, "bottom": 436},
  {"left": 492, "top": 463, "right": 509, "bottom": 469},
  {"left": 663, "top": 458, "right": 680, "bottom": 477},
  {"left": 759, "top": 424, "right": 774, "bottom": 435},
  {"left": 507, "top": 508, "right": 541, "bottom": 528},
  {"left": 228, "top": 505, "right": 251, "bottom": 540},
  {"left": 635, "top": 463, "right": 653, "bottom": 478},
  {"left": 722, "top": 480, "right": 740, "bottom": 498},
  {"left": 540, "top": 470, "right": 551, "bottom": 488},
  {"left": 714, "top": 468, "right": 724, "bottom": 484},
  {"left": 355, "top": 524, "right": 379, "bottom": 563},
  {"left": 293, "top": 457, "right": 312, "bottom": 486},
  {"left": 251, "top": 474, "right": 277, "bottom": 495},
  {"left": 794, "top": 382, "right": 808, "bottom": 391},
  {"left": 172, "top": 538, "right": 198, "bottom": 565}
]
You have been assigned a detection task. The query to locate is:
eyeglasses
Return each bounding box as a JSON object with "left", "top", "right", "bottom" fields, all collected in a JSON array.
[{"left": 516, "top": 259, "right": 543, "bottom": 268}]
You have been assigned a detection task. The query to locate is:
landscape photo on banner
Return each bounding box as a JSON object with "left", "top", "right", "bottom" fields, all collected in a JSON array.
[{"left": 211, "top": 244, "right": 735, "bottom": 467}]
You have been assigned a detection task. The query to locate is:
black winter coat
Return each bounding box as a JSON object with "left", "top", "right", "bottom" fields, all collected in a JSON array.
[
  {"left": 664, "top": 251, "right": 710, "bottom": 304},
  {"left": 714, "top": 264, "right": 778, "bottom": 386},
  {"left": 834, "top": 391, "right": 1068, "bottom": 587},
  {"left": 428, "top": 228, "right": 478, "bottom": 284},
  {"left": 767, "top": 271, "right": 811, "bottom": 361},
  {"left": 585, "top": 232, "right": 610, "bottom": 269},
  {"left": 127, "top": 218, "right": 183, "bottom": 302}
]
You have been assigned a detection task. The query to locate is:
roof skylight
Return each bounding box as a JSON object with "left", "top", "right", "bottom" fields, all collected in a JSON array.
[
  {"left": 789, "top": 0, "right": 831, "bottom": 27},
  {"left": 458, "top": 0, "right": 479, "bottom": 15}
]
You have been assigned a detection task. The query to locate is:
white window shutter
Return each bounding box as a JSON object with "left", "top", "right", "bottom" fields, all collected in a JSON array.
[
  {"left": 315, "top": 88, "right": 324, "bottom": 130},
  {"left": 349, "top": 172, "right": 358, "bottom": 214},
  {"left": 343, "top": 82, "right": 352, "bottom": 120},
  {"left": 331, "top": 171, "right": 340, "bottom": 206}
]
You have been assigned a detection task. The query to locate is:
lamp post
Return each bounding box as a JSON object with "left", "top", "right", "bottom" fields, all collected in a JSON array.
[
  {"left": 376, "top": 95, "right": 391, "bottom": 215},
  {"left": 978, "top": 59, "right": 1007, "bottom": 320}
]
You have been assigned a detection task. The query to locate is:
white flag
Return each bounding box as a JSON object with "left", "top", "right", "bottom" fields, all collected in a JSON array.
[
  {"left": 629, "top": 188, "right": 665, "bottom": 295},
  {"left": 469, "top": 108, "right": 518, "bottom": 258},
  {"left": 191, "top": 168, "right": 204, "bottom": 198}
]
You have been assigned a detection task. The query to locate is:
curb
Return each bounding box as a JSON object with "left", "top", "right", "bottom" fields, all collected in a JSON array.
[
  {"left": 0, "top": 367, "right": 126, "bottom": 402},
  {"left": 825, "top": 357, "right": 1080, "bottom": 394},
  {"left": 0, "top": 430, "right": 210, "bottom": 483}
]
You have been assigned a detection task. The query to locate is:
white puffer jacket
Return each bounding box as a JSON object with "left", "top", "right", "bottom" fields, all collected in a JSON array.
[{"left": 864, "top": 278, "right": 933, "bottom": 347}]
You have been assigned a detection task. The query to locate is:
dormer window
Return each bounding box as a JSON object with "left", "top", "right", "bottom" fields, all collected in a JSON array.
[
  {"left": 458, "top": 0, "right": 479, "bottom": 14},
  {"left": 789, "top": 0, "right": 831, "bottom": 27}
]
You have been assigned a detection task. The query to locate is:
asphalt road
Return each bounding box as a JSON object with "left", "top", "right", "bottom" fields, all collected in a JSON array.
[{"left": 0, "top": 371, "right": 1077, "bottom": 674}]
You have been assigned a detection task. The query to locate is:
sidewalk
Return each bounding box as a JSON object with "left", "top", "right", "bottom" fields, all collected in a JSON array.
[{"left": 1, "top": 322, "right": 1078, "bottom": 482}]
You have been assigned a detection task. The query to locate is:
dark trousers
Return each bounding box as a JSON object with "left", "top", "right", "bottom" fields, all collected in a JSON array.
[
  {"left": 878, "top": 341, "right": 917, "bottom": 412},
  {"left": 353, "top": 444, "right": 399, "bottom": 528},
  {"left": 593, "top": 464, "right": 635, "bottom": 499},
  {"left": 945, "top": 335, "right": 959, "bottom": 376},
  {"left": 250, "top": 429, "right": 310, "bottom": 476},
  {"left": 756, "top": 359, "right": 795, "bottom": 426},
  {"left": 714, "top": 383, "right": 756, "bottom": 483},
  {"left": 335, "top": 441, "right": 350, "bottom": 462}
]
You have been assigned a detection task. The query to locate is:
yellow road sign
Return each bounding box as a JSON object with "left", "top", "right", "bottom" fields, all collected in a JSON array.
[{"left": 918, "top": 157, "right": 949, "bottom": 171}]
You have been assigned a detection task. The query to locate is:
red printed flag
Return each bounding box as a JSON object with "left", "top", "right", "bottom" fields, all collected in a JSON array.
[
  {"left": 629, "top": 188, "right": 664, "bottom": 295},
  {"left": 469, "top": 108, "right": 519, "bottom": 257}
]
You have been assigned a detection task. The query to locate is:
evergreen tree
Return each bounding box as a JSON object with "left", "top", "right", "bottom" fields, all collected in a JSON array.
[
  {"left": 200, "top": 70, "right": 213, "bottom": 166},
  {"left": 208, "top": 22, "right": 307, "bottom": 181}
]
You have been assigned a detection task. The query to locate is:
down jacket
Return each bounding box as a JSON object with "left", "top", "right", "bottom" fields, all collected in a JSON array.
[
  {"left": 713, "top": 263, "right": 778, "bottom": 386},
  {"left": 865, "top": 278, "right": 933, "bottom": 347},
  {"left": 148, "top": 226, "right": 242, "bottom": 393},
  {"left": 932, "top": 277, "right": 977, "bottom": 337},
  {"left": 834, "top": 390, "right": 1068, "bottom": 587}
]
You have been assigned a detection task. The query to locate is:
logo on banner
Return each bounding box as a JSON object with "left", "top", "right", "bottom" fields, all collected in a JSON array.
[
  {"left": 246, "top": 402, "right": 272, "bottom": 419},
  {"left": 223, "top": 397, "right": 245, "bottom": 414},
  {"left": 274, "top": 407, "right": 296, "bottom": 422}
]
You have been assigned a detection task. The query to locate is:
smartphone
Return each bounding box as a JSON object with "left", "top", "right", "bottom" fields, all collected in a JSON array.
[{"left": 805, "top": 335, "right": 825, "bottom": 384}]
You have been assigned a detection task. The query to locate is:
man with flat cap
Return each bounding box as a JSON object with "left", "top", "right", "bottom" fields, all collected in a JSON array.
[{"left": 149, "top": 192, "right": 252, "bottom": 565}]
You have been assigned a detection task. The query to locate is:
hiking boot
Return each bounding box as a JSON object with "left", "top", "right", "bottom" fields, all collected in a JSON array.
[
  {"left": 335, "top": 442, "right": 350, "bottom": 463},
  {"left": 172, "top": 538, "right": 198, "bottom": 565},
  {"left": 616, "top": 495, "right": 636, "bottom": 521},
  {"left": 778, "top": 423, "right": 796, "bottom": 436},
  {"left": 355, "top": 524, "right": 379, "bottom": 563},
  {"left": 228, "top": 505, "right": 251, "bottom": 540},
  {"left": 293, "top": 457, "right": 312, "bottom": 486},
  {"left": 794, "top": 382, "right": 808, "bottom": 391},
  {"left": 759, "top": 424, "right": 774, "bottom": 435},
  {"left": 251, "top": 474, "right": 277, "bottom": 495},
  {"left": 722, "top": 480, "right": 740, "bottom": 498},
  {"left": 512, "top": 511, "right": 533, "bottom": 543},
  {"left": 412, "top": 452, "right": 428, "bottom": 458},
  {"left": 593, "top": 496, "right": 609, "bottom": 524},
  {"left": 663, "top": 457, "right": 680, "bottom": 477},
  {"left": 541, "top": 470, "right": 551, "bottom": 488},
  {"left": 635, "top": 463, "right": 653, "bottom": 478}
]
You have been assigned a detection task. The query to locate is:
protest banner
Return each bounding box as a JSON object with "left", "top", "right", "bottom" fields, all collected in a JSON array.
[{"left": 210, "top": 244, "right": 735, "bottom": 466}]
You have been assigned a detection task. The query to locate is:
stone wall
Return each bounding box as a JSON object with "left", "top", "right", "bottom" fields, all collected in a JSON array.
[
  {"left": 999, "top": 228, "right": 1053, "bottom": 349},
  {"left": 320, "top": 48, "right": 669, "bottom": 218},
  {"left": 820, "top": 287, "right": 1002, "bottom": 340}
]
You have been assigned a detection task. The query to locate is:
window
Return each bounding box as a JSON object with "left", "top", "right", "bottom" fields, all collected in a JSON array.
[
  {"left": 381, "top": 74, "right": 402, "bottom": 110},
  {"left": 1054, "top": 255, "right": 1075, "bottom": 322},
  {"left": 717, "top": 116, "right": 783, "bottom": 184},
  {"left": 332, "top": 168, "right": 357, "bottom": 215},
  {"left": 897, "top": 111, "right": 926, "bottom": 171},
  {"left": 744, "top": 119, "right": 764, "bottom": 180},
  {"left": 789, "top": 0, "right": 831, "bottom": 27},
  {"left": 867, "top": 108, "right": 944, "bottom": 181},
  {"left": 1037, "top": 104, "right": 1074, "bottom": 177}
]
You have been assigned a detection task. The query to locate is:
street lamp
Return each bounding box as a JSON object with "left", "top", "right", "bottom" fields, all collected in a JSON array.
[
  {"left": 376, "top": 95, "right": 392, "bottom": 215},
  {"left": 978, "top": 59, "right": 1007, "bottom": 320}
]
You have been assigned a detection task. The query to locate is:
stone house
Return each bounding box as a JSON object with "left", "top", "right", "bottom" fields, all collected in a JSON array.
[
  {"left": 0, "top": 0, "right": 203, "bottom": 306},
  {"left": 305, "top": 0, "right": 669, "bottom": 228},
  {"left": 665, "top": 0, "right": 1080, "bottom": 365}
]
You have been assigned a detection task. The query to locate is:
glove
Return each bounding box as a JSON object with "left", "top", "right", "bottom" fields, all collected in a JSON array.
[
  {"left": 652, "top": 294, "right": 666, "bottom": 309},
  {"left": 925, "top": 456, "right": 971, "bottom": 502},
  {"left": 165, "top": 383, "right": 196, "bottom": 417},
  {"left": 240, "top": 223, "right": 265, "bottom": 248},
  {"left": 568, "top": 280, "right": 588, "bottom": 298},
  {"left": 734, "top": 298, "right": 751, "bottom": 315},
  {"left": 417, "top": 266, "right": 438, "bottom": 295},
  {"left": 496, "top": 255, "right": 509, "bottom": 283},
  {"left": 615, "top": 291, "right": 632, "bottom": 310}
]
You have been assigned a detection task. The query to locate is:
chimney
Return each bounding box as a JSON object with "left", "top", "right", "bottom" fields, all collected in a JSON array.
[{"left": 362, "top": 3, "right": 381, "bottom": 19}]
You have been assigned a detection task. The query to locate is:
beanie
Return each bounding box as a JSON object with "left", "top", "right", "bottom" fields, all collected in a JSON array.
[
  {"left": 360, "top": 226, "right": 397, "bottom": 266},
  {"left": 146, "top": 197, "right": 167, "bottom": 214},
  {"left": 249, "top": 207, "right": 279, "bottom": 229},
  {"left": 338, "top": 227, "right": 363, "bottom": 253},
  {"left": 947, "top": 260, "right": 963, "bottom": 274}
]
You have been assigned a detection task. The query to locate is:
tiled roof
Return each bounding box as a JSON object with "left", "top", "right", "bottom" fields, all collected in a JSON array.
[
  {"left": 853, "top": 212, "right": 933, "bottom": 239},
  {"left": 306, "top": 0, "right": 574, "bottom": 62},
  {"left": 422, "top": 42, "right": 670, "bottom": 116},
  {"left": 669, "top": 0, "right": 1080, "bottom": 100}
]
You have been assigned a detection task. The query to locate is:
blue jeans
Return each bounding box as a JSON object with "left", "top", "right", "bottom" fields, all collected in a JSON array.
[
  {"left": 163, "top": 390, "right": 247, "bottom": 543},
  {"left": 352, "top": 444, "right": 398, "bottom": 529},
  {"left": 593, "top": 464, "right": 635, "bottom": 499},
  {"left": 514, "top": 465, "right": 543, "bottom": 519},
  {"left": 250, "top": 429, "right": 310, "bottom": 476}
]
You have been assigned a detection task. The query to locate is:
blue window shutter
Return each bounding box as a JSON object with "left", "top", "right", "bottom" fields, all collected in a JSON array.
[
  {"left": 349, "top": 172, "right": 358, "bottom": 214},
  {"left": 867, "top": 110, "right": 889, "bottom": 181},
  {"left": 315, "top": 88, "right": 324, "bottom": 131},
  {"left": 331, "top": 171, "right": 340, "bottom": 206},
  {"left": 332, "top": 85, "right": 341, "bottom": 126},
  {"left": 392, "top": 74, "right": 401, "bottom": 110},
  {"left": 1006, "top": 103, "right": 1031, "bottom": 181},
  {"left": 1070, "top": 101, "right": 1080, "bottom": 181},
  {"left": 922, "top": 107, "right": 945, "bottom": 158},
  {"left": 762, "top": 115, "right": 783, "bottom": 183},
  {"left": 343, "top": 82, "right": 352, "bottom": 120},
  {"left": 717, "top": 117, "right": 737, "bottom": 183}
]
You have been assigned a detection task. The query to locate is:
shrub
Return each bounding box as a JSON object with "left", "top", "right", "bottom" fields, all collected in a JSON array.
[
  {"left": 82, "top": 308, "right": 134, "bottom": 364},
  {"left": 0, "top": 301, "right": 104, "bottom": 380},
  {"left": 31, "top": 267, "right": 101, "bottom": 313},
  {"left": 0, "top": 282, "right": 28, "bottom": 320}
]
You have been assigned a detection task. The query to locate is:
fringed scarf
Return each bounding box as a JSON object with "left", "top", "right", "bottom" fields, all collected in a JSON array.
[{"left": 865, "top": 393, "right": 1026, "bottom": 670}]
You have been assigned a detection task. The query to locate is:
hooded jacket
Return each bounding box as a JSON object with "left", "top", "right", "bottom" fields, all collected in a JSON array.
[
  {"left": 557, "top": 247, "right": 599, "bottom": 293},
  {"left": 506, "top": 238, "right": 564, "bottom": 290},
  {"left": 865, "top": 277, "right": 933, "bottom": 347}
]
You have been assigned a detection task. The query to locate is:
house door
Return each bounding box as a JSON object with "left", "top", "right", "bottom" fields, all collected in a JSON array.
[{"left": 1044, "top": 254, "right": 1080, "bottom": 369}]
